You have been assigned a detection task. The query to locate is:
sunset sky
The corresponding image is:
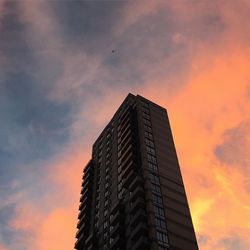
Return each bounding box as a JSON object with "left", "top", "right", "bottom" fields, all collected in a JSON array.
[{"left": 0, "top": 1, "right": 250, "bottom": 250}]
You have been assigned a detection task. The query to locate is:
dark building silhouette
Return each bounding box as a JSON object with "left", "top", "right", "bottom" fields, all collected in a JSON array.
[{"left": 75, "top": 94, "right": 199, "bottom": 250}]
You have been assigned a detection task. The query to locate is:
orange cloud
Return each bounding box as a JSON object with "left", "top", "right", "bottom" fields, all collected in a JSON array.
[
  {"left": 8, "top": 145, "right": 90, "bottom": 250},
  {"left": 6, "top": 1, "right": 250, "bottom": 250},
  {"left": 138, "top": 3, "right": 250, "bottom": 248}
]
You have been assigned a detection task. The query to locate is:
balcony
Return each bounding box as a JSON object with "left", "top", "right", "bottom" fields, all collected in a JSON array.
[
  {"left": 120, "top": 107, "right": 131, "bottom": 124},
  {"left": 120, "top": 129, "right": 132, "bottom": 146},
  {"left": 83, "top": 160, "right": 94, "bottom": 174},
  {"left": 131, "top": 222, "right": 148, "bottom": 241},
  {"left": 110, "top": 222, "right": 123, "bottom": 238},
  {"left": 120, "top": 152, "right": 135, "bottom": 170},
  {"left": 130, "top": 197, "right": 146, "bottom": 214},
  {"left": 84, "top": 233, "right": 94, "bottom": 249},
  {"left": 130, "top": 209, "right": 147, "bottom": 228},
  {"left": 76, "top": 221, "right": 87, "bottom": 239},
  {"left": 81, "top": 179, "right": 90, "bottom": 190},
  {"left": 110, "top": 210, "right": 120, "bottom": 225},
  {"left": 129, "top": 176, "right": 144, "bottom": 191},
  {"left": 120, "top": 144, "right": 134, "bottom": 162},
  {"left": 131, "top": 235, "right": 150, "bottom": 250},
  {"left": 123, "top": 169, "right": 136, "bottom": 188},
  {"left": 78, "top": 204, "right": 91, "bottom": 219},
  {"left": 120, "top": 121, "right": 131, "bottom": 139},
  {"left": 110, "top": 235, "right": 120, "bottom": 250},
  {"left": 79, "top": 196, "right": 91, "bottom": 210},
  {"left": 121, "top": 162, "right": 134, "bottom": 180},
  {"left": 130, "top": 185, "right": 144, "bottom": 203},
  {"left": 74, "top": 233, "right": 84, "bottom": 249},
  {"left": 77, "top": 213, "right": 87, "bottom": 228}
]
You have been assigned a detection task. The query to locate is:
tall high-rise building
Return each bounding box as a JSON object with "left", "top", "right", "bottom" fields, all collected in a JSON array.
[{"left": 75, "top": 94, "right": 198, "bottom": 250}]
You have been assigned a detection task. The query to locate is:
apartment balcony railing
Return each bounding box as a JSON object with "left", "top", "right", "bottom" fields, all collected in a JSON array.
[
  {"left": 131, "top": 235, "right": 150, "bottom": 250},
  {"left": 130, "top": 209, "right": 147, "bottom": 228},
  {"left": 130, "top": 222, "right": 148, "bottom": 241},
  {"left": 130, "top": 185, "right": 144, "bottom": 203},
  {"left": 74, "top": 232, "right": 84, "bottom": 249},
  {"left": 130, "top": 197, "right": 146, "bottom": 214},
  {"left": 129, "top": 176, "right": 144, "bottom": 191}
]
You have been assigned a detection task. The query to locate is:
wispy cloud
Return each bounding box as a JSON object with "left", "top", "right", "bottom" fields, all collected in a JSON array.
[{"left": 1, "top": 0, "right": 250, "bottom": 250}]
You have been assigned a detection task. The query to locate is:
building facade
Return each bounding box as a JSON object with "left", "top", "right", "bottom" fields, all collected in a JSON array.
[{"left": 75, "top": 94, "right": 199, "bottom": 250}]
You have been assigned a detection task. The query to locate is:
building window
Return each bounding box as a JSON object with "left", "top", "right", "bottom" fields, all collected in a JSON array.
[
  {"left": 145, "top": 131, "right": 153, "bottom": 139},
  {"left": 154, "top": 205, "right": 165, "bottom": 218},
  {"left": 145, "top": 138, "right": 154, "bottom": 147},
  {"left": 118, "top": 182, "right": 122, "bottom": 191},
  {"left": 95, "top": 203, "right": 100, "bottom": 209},
  {"left": 104, "top": 210, "right": 108, "bottom": 217},
  {"left": 147, "top": 146, "right": 156, "bottom": 155},
  {"left": 142, "top": 108, "right": 150, "bottom": 114},
  {"left": 144, "top": 119, "right": 151, "bottom": 126},
  {"left": 149, "top": 173, "right": 160, "bottom": 185},
  {"left": 118, "top": 158, "right": 122, "bottom": 166},
  {"left": 143, "top": 113, "right": 150, "bottom": 120},
  {"left": 142, "top": 101, "right": 149, "bottom": 108},
  {"left": 153, "top": 194, "right": 163, "bottom": 206},
  {"left": 118, "top": 165, "right": 122, "bottom": 174},
  {"left": 156, "top": 231, "right": 169, "bottom": 246},
  {"left": 151, "top": 183, "right": 161, "bottom": 194},
  {"left": 144, "top": 125, "right": 152, "bottom": 132},
  {"left": 104, "top": 200, "right": 109, "bottom": 207},
  {"left": 105, "top": 190, "right": 109, "bottom": 198},
  {"left": 155, "top": 217, "right": 167, "bottom": 231},
  {"left": 118, "top": 150, "right": 122, "bottom": 158},
  {"left": 148, "top": 162, "right": 158, "bottom": 172},
  {"left": 104, "top": 231, "right": 108, "bottom": 239},
  {"left": 158, "top": 246, "right": 168, "bottom": 250},
  {"left": 147, "top": 154, "right": 157, "bottom": 164}
]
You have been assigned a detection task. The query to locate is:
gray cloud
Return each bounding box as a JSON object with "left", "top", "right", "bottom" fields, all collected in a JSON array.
[
  {"left": 217, "top": 236, "right": 250, "bottom": 250},
  {"left": 215, "top": 121, "right": 250, "bottom": 171},
  {"left": 0, "top": 1, "right": 247, "bottom": 249}
]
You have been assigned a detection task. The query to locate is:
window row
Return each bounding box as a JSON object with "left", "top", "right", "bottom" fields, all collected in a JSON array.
[
  {"left": 144, "top": 125, "right": 152, "bottom": 133},
  {"left": 147, "top": 146, "right": 156, "bottom": 155},
  {"left": 151, "top": 183, "right": 161, "bottom": 194},
  {"left": 155, "top": 217, "right": 167, "bottom": 231},
  {"left": 145, "top": 131, "right": 153, "bottom": 140},
  {"left": 144, "top": 118, "right": 151, "bottom": 126},
  {"left": 143, "top": 112, "right": 150, "bottom": 120},
  {"left": 147, "top": 154, "right": 157, "bottom": 164},
  {"left": 145, "top": 138, "right": 154, "bottom": 148},
  {"left": 156, "top": 231, "right": 169, "bottom": 247},
  {"left": 153, "top": 194, "right": 163, "bottom": 206},
  {"left": 149, "top": 173, "right": 160, "bottom": 185},
  {"left": 154, "top": 205, "right": 165, "bottom": 218},
  {"left": 148, "top": 162, "right": 158, "bottom": 172}
]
